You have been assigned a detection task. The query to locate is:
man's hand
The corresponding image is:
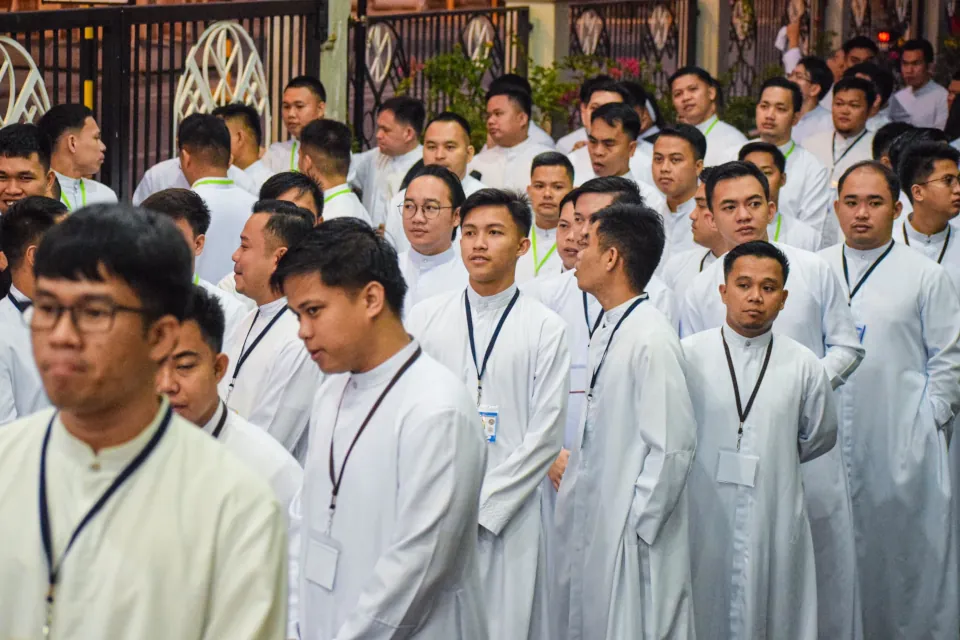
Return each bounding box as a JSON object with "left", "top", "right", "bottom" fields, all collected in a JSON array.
[
  {"left": 548, "top": 449, "right": 570, "bottom": 491},
  {"left": 786, "top": 17, "right": 801, "bottom": 50},
  {"left": 571, "top": 140, "right": 587, "bottom": 152}
]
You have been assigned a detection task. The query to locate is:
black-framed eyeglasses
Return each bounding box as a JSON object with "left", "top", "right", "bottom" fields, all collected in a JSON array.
[
  {"left": 25, "top": 299, "right": 148, "bottom": 333},
  {"left": 400, "top": 202, "right": 453, "bottom": 220},
  {"left": 918, "top": 173, "right": 960, "bottom": 189}
]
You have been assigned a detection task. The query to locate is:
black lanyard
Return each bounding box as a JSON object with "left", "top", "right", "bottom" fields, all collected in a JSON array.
[
  {"left": 831, "top": 130, "right": 868, "bottom": 169},
  {"left": 699, "top": 250, "right": 712, "bottom": 273},
  {"left": 465, "top": 288, "right": 520, "bottom": 404},
  {"left": 582, "top": 291, "right": 604, "bottom": 339},
  {"left": 841, "top": 241, "right": 894, "bottom": 303},
  {"left": 587, "top": 295, "right": 647, "bottom": 401},
  {"left": 39, "top": 405, "right": 172, "bottom": 637},
  {"left": 227, "top": 307, "right": 287, "bottom": 393},
  {"left": 721, "top": 328, "right": 774, "bottom": 452},
  {"left": 903, "top": 222, "right": 951, "bottom": 264},
  {"left": 211, "top": 402, "right": 228, "bottom": 439},
  {"left": 327, "top": 346, "right": 422, "bottom": 525},
  {"left": 7, "top": 292, "right": 30, "bottom": 313}
]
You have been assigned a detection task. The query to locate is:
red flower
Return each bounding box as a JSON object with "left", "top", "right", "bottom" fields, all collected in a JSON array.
[{"left": 608, "top": 67, "right": 623, "bottom": 80}]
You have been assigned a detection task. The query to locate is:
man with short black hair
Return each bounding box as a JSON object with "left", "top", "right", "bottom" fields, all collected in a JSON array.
[
  {"left": 350, "top": 96, "right": 425, "bottom": 227},
  {"left": 277, "top": 218, "right": 487, "bottom": 640},
  {"left": 890, "top": 38, "right": 948, "bottom": 129},
  {"left": 0, "top": 204, "right": 288, "bottom": 638},
  {"left": 482, "top": 73, "right": 556, "bottom": 151},
  {"left": 517, "top": 152, "right": 573, "bottom": 282},
  {"left": 670, "top": 66, "right": 747, "bottom": 166},
  {"left": 821, "top": 160, "right": 960, "bottom": 637},
  {"left": 140, "top": 188, "right": 249, "bottom": 334},
  {"left": 263, "top": 75, "right": 326, "bottom": 173},
  {"left": 299, "top": 119, "right": 372, "bottom": 225},
  {"left": 556, "top": 75, "right": 624, "bottom": 154},
  {"left": 845, "top": 62, "right": 895, "bottom": 132},
  {"left": 37, "top": 104, "right": 117, "bottom": 210},
  {"left": 873, "top": 122, "right": 915, "bottom": 167},
  {"left": 406, "top": 188, "right": 570, "bottom": 640},
  {"left": 0, "top": 123, "right": 56, "bottom": 213},
  {"left": 788, "top": 56, "right": 835, "bottom": 145},
  {"left": 220, "top": 200, "right": 321, "bottom": 459},
  {"left": 260, "top": 171, "right": 324, "bottom": 222},
  {"left": 653, "top": 124, "right": 705, "bottom": 262},
  {"left": 213, "top": 103, "right": 275, "bottom": 190},
  {"left": 0, "top": 196, "right": 65, "bottom": 424},
  {"left": 843, "top": 35, "right": 878, "bottom": 67}
]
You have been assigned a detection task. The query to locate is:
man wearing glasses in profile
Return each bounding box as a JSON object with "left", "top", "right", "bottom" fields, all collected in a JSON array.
[{"left": 0, "top": 204, "right": 287, "bottom": 639}]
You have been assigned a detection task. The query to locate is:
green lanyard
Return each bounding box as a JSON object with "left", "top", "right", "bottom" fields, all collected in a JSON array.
[
  {"left": 290, "top": 140, "right": 299, "bottom": 172},
  {"left": 192, "top": 274, "right": 200, "bottom": 285},
  {"left": 773, "top": 212, "right": 783, "bottom": 241},
  {"left": 530, "top": 227, "right": 557, "bottom": 276},
  {"left": 324, "top": 186, "right": 352, "bottom": 203},
  {"left": 60, "top": 178, "right": 86, "bottom": 210},
  {"left": 703, "top": 116, "right": 719, "bottom": 137},
  {"left": 783, "top": 141, "right": 796, "bottom": 159},
  {"left": 193, "top": 178, "right": 234, "bottom": 188}
]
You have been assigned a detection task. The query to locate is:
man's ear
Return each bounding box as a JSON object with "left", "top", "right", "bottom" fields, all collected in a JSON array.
[{"left": 213, "top": 352, "right": 229, "bottom": 384}]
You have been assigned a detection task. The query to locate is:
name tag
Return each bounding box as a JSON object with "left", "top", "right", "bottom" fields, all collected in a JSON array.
[
  {"left": 855, "top": 323, "right": 866, "bottom": 344},
  {"left": 479, "top": 405, "right": 499, "bottom": 443},
  {"left": 716, "top": 449, "right": 760, "bottom": 487},
  {"left": 305, "top": 534, "right": 341, "bottom": 591}
]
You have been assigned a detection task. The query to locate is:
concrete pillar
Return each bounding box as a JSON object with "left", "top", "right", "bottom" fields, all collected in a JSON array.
[
  {"left": 696, "top": 0, "right": 727, "bottom": 76},
  {"left": 506, "top": 0, "right": 569, "bottom": 70},
  {"left": 321, "top": 0, "right": 350, "bottom": 122},
  {"left": 824, "top": 0, "right": 844, "bottom": 52}
]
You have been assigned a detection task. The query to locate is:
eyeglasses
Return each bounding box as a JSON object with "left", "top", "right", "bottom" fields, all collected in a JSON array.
[
  {"left": 787, "top": 71, "right": 811, "bottom": 83},
  {"left": 918, "top": 173, "right": 960, "bottom": 189},
  {"left": 25, "top": 299, "right": 148, "bottom": 333},
  {"left": 400, "top": 202, "right": 453, "bottom": 220}
]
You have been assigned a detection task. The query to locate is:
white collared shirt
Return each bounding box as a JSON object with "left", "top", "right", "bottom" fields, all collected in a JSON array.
[
  {"left": 243, "top": 159, "right": 275, "bottom": 193},
  {"left": 772, "top": 139, "right": 830, "bottom": 247},
  {"left": 262, "top": 138, "right": 299, "bottom": 174},
  {"left": 793, "top": 105, "right": 834, "bottom": 146},
  {"left": 893, "top": 215, "right": 960, "bottom": 294},
  {"left": 385, "top": 174, "right": 486, "bottom": 252},
  {"left": 768, "top": 211, "right": 820, "bottom": 252},
  {"left": 660, "top": 196, "right": 699, "bottom": 269},
  {"left": 468, "top": 136, "right": 553, "bottom": 191},
  {"left": 191, "top": 176, "right": 257, "bottom": 284},
  {"left": 556, "top": 127, "right": 587, "bottom": 155},
  {"left": 0, "top": 285, "right": 48, "bottom": 425},
  {"left": 515, "top": 222, "right": 561, "bottom": 284},
  {"left": 398, "top": 244, "right": 469, "bottom": 312},
  {"left": 349, "top": 145, "right": 423, "bottom": 227},
  {"left": 132, "top": 158, "right": 258, "bottom": 205},
  {"left": 53, "top": 170, "right": 118, "bottom": 211},
  {"left": 568, "top": 145, "right": 656, "bottom": 188},
  {"left": 696, "top": 115, "right": 747, "bottom": 167},
  {"left": 889, "top": 80, "right": 949, "bottom": 129},
  {"left": 322, "top": 183, "right": 373, "bottom": 226}
]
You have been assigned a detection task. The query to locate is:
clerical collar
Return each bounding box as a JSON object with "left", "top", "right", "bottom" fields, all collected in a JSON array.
[
  {"left": 51, "top": 397, "right": 172, "bottom": 472},
  {"left": 671, "top": 196, "right": 696, "bottom": 217},
  {"left": 8, "top": 283, "right": 30, "bottom": 306},
  {"left": 905, "top": 215, "right": 950, "bottom": 245},
  {"left": 258, "top": 297, "right": 288, "bottom": 316},
  {"left": 466, "top": 282, "right": 519, "bottom": 311},
  {"left": 190, "top": 175, "right": 232, "bottom": 189},
  {"left": 410, "top": 244, "right": 457, "bottom": 270},
  {"left": 844, "top": 242, "right": 891, "bottom": 262},
  {"left": 350, "top": 338, "right": 420, "bottom": 390},
  {"left": 387, "top": 146, "right": 422, "bottom": 166},
  {"left": 603, "top": 293, "right": 647, "bottom": 327},
  {"left": 201, "top": 401, "right": 227, "bottom": 437},
  {"left": 503, "top": 135, "right": 533, "bottom": 154},
  {"left": 53, "top": 169, "right": 81, "bottom": 187},
  {"left": 722, "top": 321, "right": 773, "bottom": 349}
]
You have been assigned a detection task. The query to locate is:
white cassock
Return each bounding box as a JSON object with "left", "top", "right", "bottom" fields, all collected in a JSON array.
[
  {"left": 0, "top": 286, "right": 49, "bottom": 424},
  {"left": 321, "top": 183, "right": 373, "bottom": 226},
  {"left": 866, "top": 107, "right": 891, "bottom": 132},
  {"left": 659, "top": 196, "right": 700, "bottom": 269},
  {"left": 297, "top": 340, "right": 488, "bottom": 639},
  {"left": 197, "top": 275, "right": 248, "bottom": 339},
  {"left": 192, "top": 177, "right": 257, "bottom": 284},
  {"left": 54, "top": 171, "right": 118, "bottom": 211},
  {"left": 697, "top": 115, "right": 747, "bottom": 167},
  {"left": 131, "top": 157, "right": 258, "bottom": 205},
  {"left": 216, "top": 271, "right": 257, "bottom": 312},
  {"left": 889, "top": 81, "right": 949, "bottom": 129},
  {"left": 481, "top": 121, "right": 555, "bottom": 152},
  {"left": 567, "top": 145, "right": 656, "bottom": 188},
  {"left": 769, "top": 210, "right": 820, "bottom": 252},
  {"left": 398, "top": 244, "right": 469, "bottom": 312},
  {"left": 384, "top": 174, "right": 486, "bottom": 253},
  {"left": 0, "top": 400, "right": 287, "bottom": 639},
  {"left": 552, "top": 295, "right": 696, "bottom": 639},
  {"left": 820, "top": 241, "right": 960, "bottom": 638},
  {"left": 793, "top": 106, "right": 834, "bottom": 147},
  {"left": 516, "top": 223, "right": 562, "bottom": 284},
  {"left": 243, "top": 159, "right": 275, "bottom": 193},
  {"left": 556, "top": 127, "right": 586, "bottom": 155},
  {"left": 406, "top": 285, "right": 569, "bottom": 639},
  {"left": 681, "top": 242, "right": 866, "bottom": 640},
  {"left": 263, "top": 138, "right": 299, "bottom": 174},
  {"left": 349, "top": 146, "right": 423, "bottom": 227},
  {"left": 683, "top": 326, "right": 837, "bottom": 640},
  {"left": 629, "top": 146, "right": 657, "bottom": 187},
  {"left": 219, "top": 297, "right": 322, "bottom": 460},
  {"left": 771, "top": 140, "right": 831, "bottom": 246},
  {"left": 893, "top": 216, "right": 960, "bottom": 294},
  {"left": 662, "top": 248, "right": 718, "bottom": 301},
  {"left": 468, "top": 137, "right": 554, "bottom": 193}
]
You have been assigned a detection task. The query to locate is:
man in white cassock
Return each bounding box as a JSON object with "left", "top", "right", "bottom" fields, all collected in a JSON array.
[
  {"left": 0, "top": 205, "right": 287, "bottom": 638},
  {"left": 652, "top": 124, "right": 705, "bottom": 264},
  {"left": 396, "top": 165, "right": 469, "bottom": 311},
  {"left": 739, "top": 142, "right": 821, "bottom": 251},
  {"left": 888, "top": 40, "right": 948, "bottom": 129},
  {"left": 671, "top": 66, "right": 747, "bottom": 166},
  {"left": 298, "top": 119, "right": 372, "bottom": 226},
  {"left": 552, "top": 201, "right": 696, "bottom": 639},
  {"left": 787, "top": 56, "right": 835, "bottom": 146},
  {"left": 156, "top": 285, "right": 303, "bottom": 638},
  {"left": 214, "top": 103, "right": 276, "bottom": 191},
  {"left": 142, "top": 189, "right": 249, "bottom": 338},
  {"left": 219, "top": 202, "right": 321, "bottom": 460},
  {"left": 349, "top": 96, "right": 424, "bottom": 228},
  {"left": 516, "top": 152, "right": 572, "bottom": 282},
  {"left": 406, "top": 188, "right": 570, "bottom": 639},
  {"left": 662, "top": 170, "right": 727, "bottom": 299},
  {"left": 262, "top": 75, "right": 326, "bottom": 173},
  {"left": 556, "top": 76, "right": 624, "bottom": 155},
  {"left": 0, "top": 197, "right": 64, "bottom": 424},
  {"left": 385, "top": 112, "right": 486, "bottom": 252},
  {"left": 469, "top": 87, "right": 554, "bottom": 192},
  {"left": 820, "top": 160, "right": 960, "bottom": 638},
  {"left": 684, "top": 240, "right": 837, "bottom": 639},
  {"left": 681, "top": 161, "right": 865, "bottom": 640},
  {"left": 278, "top": 218, "right": 487, "bottom": 639},
  {"left": 894, "top": 142, "right": 960, "bottom": 293}
]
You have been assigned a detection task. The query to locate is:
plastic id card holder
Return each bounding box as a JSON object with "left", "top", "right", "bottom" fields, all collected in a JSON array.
[
  {"left": 716, "top": 449, "right": 759, "bottom": 487},
  {"left": 306, "top": 531, "right": 342, "bottom": 591},
  {"left": 479, "top": 405, "right": 499, "bottom": 443},
  {"left": 855, "top": 323, "right": 866, "bottom": 344}
]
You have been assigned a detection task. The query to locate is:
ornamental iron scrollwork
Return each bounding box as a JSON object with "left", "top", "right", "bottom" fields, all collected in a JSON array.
[{"left": 0, "top": 36, "right": 50, "bottom": 125}]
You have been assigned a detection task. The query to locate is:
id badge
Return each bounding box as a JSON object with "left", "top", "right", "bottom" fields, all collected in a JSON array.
[
  {"left": 305, "top": 533, "right": 341, "bottom": 591},
  {"left": 479, "top": 405, "right": 499, "bottom": 443},
  {"left": 716, "top": 449, "right": 760, "bottom": 487},
  {"left": 855, "top": 323, "right": 866, "bottom": 344}
]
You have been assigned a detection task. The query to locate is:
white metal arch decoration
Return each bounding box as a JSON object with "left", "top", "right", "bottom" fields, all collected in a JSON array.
[
  {"left": 174, "top": 21, "right": 272, "bottom": 146},
  {"left": 463, "top": 16, "right": 495, "bottom": 61},
  {"left": 366, "top": 24, "right": 397, "bottom": 86},
  {"left": 576, "top": 10, "right": 603, "bottom": 56},
  {"left": 0, "top": 36, "right": 51, "bottom": 126}
]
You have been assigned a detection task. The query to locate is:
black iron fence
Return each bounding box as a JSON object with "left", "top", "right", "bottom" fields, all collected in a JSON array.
[
  {"left": 0, "top": 0, "right": 325, "bottom": 199},
  {"left": 568, "top": 0, "right": 697, "bottom": 96},
  {"left": 349, "top": 6, "right": 530, "bottom": 150}
]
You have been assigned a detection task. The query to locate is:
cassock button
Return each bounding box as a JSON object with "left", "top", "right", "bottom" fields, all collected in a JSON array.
[
  {"left": 745, "top": 340, "right": 751, "bottom": 347},
  {"left": 90, "top": 462, "right": 101, "bottom": 472}
]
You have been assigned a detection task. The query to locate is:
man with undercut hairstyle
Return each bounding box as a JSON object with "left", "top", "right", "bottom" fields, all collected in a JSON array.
[
  {"left": 670, "top": 66, "right": 747, "bottom": 166},
  {"left": 299, "top": 119, "right": 372, "bottom": 225},
  {"left": 480, "top": 74, "right": 556, "bottom": 152},
  {"left": 213, "top": 102, "right": 275, "bottom": 190},
  {"left": 872, "top": 121, "right": 914, "bottom": 168},
  {"left": 263, "top": 75, "right": 326, "bottom": 173},
  {"left": 259, "top": 171, "right": 324, "bottom": 222}
]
